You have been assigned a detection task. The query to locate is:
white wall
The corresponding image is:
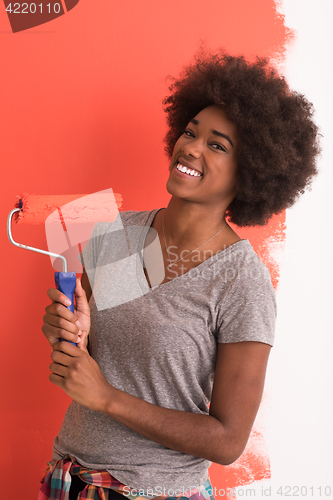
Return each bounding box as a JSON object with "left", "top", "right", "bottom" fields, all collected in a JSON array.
[{"left": 236, "top": 0, "right": 333, "bottom": 497}]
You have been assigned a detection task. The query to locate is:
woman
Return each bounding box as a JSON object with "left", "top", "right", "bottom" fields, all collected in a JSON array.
[{"left": 39, "top": 50, "right": 320, "bottom": 500}]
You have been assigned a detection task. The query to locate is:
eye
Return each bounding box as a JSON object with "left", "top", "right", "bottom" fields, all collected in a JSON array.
[
  {"left": 182, "top": 130, "right": 228, "bottom": 152},
  {"left": 211, "top": 143, "right": 227, "bottom": 152}
]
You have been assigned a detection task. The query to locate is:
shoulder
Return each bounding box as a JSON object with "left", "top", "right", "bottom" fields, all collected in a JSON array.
[
  {"left": 219, "top": 240, "right": 273, "bottom": 289},
  {"left": 90, "top": 209, "right": 159, "bottom": 238},
  {"left": 119, "top": 209, "right": 158, "bottom": 227},
  {"left": 208, "top": 240, "right": 273, "bottom": 289}
]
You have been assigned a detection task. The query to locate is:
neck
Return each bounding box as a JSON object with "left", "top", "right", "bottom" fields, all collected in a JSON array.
[{"left": 162, "top": 197, "right": 230, "bottom": 248}]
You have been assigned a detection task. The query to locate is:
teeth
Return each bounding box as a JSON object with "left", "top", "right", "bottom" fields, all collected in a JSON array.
[{"left": 176, "top": 163, "right": 201, "bottom": 177}]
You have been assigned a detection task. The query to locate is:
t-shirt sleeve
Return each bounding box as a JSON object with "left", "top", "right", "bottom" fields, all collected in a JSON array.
[{"left": 216, "top": 257, "right": 277, "bottom": 347}]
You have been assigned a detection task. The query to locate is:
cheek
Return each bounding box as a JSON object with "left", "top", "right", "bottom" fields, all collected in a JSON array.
[
  {"left": 228, "top": 169, "right": 238, "bottom": 195},
  {"left": 172, "top": 144, "right": 179, "bottom": 155},
  {"left": 169, "top": 139, "right": 183, "bottom": 166},
  {"left": 215, "top": 161, "right": 237, "bottom": 190},
  {"left": 228, "top": 171, "right": 238, "bottom": 191},
  {"left": 173, "top": 134, "right": 187, "bottom": 151}
]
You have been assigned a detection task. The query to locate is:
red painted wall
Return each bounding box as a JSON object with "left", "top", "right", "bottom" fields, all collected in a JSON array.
[{"left": 0, "top": 1, "right": 291, "bottom": 497}]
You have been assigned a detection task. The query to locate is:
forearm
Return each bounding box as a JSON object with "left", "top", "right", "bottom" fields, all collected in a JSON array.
[
  {"left": 102, "top": 386, "right": 237, "bottom": 465},
  {"left": 49, "top": 342, "right": 255, "bottom": 466},
  {"left": 50, "top": 342, "right": 236, "bottom": 464}
]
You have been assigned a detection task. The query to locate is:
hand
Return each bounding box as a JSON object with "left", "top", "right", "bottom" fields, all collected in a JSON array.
[
  {"left": 49, "top": 341, "right": 114, "bottom": 413},
  {"left": 42, "top": 278, "right": 91, "bottom": 351}
]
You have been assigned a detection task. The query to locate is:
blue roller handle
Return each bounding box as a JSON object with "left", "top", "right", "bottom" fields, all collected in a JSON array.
[{"left": 54, "top": 272, "right": 77, "bottom": 345}]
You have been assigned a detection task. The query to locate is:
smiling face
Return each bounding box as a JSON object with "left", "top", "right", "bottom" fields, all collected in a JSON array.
[{"left": 166, "top": 105, "right": 238, "bottom": 210}]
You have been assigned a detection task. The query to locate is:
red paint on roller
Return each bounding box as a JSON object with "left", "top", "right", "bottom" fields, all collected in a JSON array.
[
  {"left": 11, "top": 190, "right": 124, "bottom": 273},
  {"left": 15, "top": 193, "right": 123, "bottom": 225}
]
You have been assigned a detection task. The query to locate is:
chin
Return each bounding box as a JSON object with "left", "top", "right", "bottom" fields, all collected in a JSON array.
[{"left": 166, "top": 181, "right": 192, "bottom": 202}]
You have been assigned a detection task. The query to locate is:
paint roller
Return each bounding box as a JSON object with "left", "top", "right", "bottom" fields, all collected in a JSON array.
[{"left": 7, "top": 190, "right": 122, "bottom": 344}]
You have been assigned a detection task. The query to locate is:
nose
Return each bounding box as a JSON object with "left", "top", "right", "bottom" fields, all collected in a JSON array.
[{"left": 181, "top": 138, "right": 202, "bottom": 158}]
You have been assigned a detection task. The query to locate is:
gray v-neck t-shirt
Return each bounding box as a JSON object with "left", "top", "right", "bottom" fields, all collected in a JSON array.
[{"left": 52, "top": 208, "right": 277, "bottom": 491}]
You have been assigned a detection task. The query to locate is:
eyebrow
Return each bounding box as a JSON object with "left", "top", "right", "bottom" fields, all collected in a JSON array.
[{"left": 190, "top": 119, "right": 234, "bottom": 148}]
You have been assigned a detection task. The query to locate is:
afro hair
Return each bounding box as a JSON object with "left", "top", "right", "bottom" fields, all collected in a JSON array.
[{"left": 163, "top": 48, "right": 321, "bottom": 227}]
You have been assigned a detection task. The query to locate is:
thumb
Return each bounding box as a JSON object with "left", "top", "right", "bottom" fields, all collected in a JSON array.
[
  {"left": 76, "top": 330, "right": 89, "bottom": 353},
  {"left": 74, "top": 277, "right": 90, "bottom": 313}
]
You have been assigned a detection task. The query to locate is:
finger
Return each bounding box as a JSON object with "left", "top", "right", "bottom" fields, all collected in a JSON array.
[
  {"left": 49, "top": 372, "right": 64, "bottom": 387},
  {"left": 76, "top": 331, "right": 89, "bottom": 353},
  {"left": 43, "top": 310, "right": 80, "bottom": 334},
  {"left": 43, "top": 312, "right": 81, "bottom": 344},
  {"left": 51, "top": 348, "right": 73, "bottom": 365},
  {"left": 47, "top": 287, "right": 72, "bottom": 307},
  {"left": 53, "top": 340, "right": 80, "bottom": 356},
  {"left": 45, "top": 302, "right": 80, "bottom": 328},
  {"left": 42, "top": 323, "right": 81, "bottom": 345},
  {"left": 49, "top": 362, "right": 67, "bottom": 377},
  {"left": 45, "top": 287, "right": 82, "bottom": 345}
]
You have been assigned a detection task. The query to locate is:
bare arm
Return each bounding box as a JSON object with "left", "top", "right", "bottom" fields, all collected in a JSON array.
[{"left": 50, "top": 339, "right": 271, "bottom": 465}]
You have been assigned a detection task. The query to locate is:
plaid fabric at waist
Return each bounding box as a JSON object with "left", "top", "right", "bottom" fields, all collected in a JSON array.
[{"left": 37, "top": 455, "right": 215, "bottom": 500}]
